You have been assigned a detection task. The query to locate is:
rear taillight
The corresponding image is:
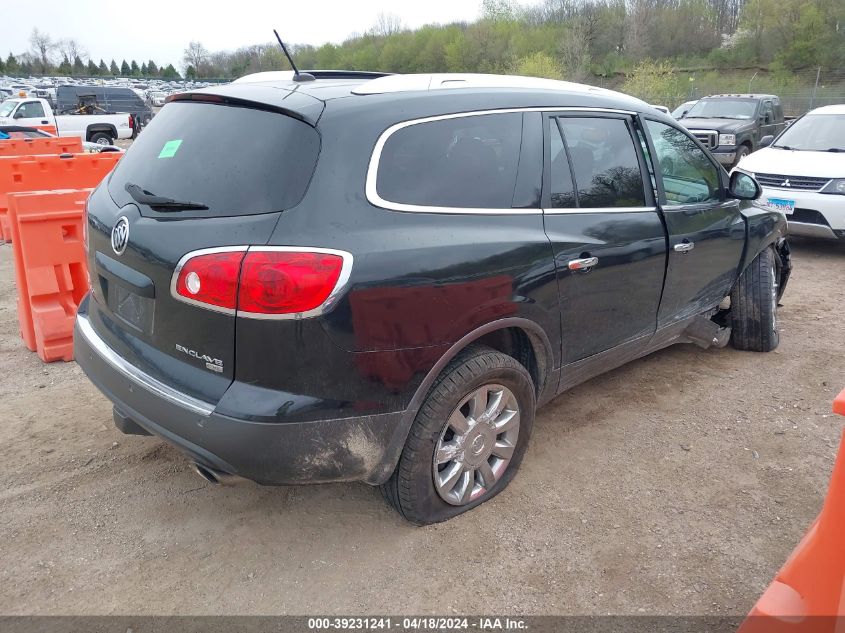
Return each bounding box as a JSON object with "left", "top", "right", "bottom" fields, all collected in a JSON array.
[
  {"left": 173, "top": 249, "right": 246, "bottom": 313},
  {"left": 238, "top": 250, "right": 345, "bottom": 316},
  {"left": 172, "top": 247, "right": 351, "bottom": 318}
]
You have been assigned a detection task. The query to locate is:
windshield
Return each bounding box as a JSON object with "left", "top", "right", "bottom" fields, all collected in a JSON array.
[
  {"left": 772, "top": 114, "right": 845, "bottom": 151},
  {"left": 0, "top": 101, "right": 18, "bottom": 117},
  {"left": 108, "top": 100, "right": 320, "bottom": 217},
  {"left": 685, "top": 99, "right": 758, "bottom": 120}
]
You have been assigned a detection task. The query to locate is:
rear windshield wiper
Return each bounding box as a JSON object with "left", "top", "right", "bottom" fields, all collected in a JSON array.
[
  {"left": 823, "top": 147, "right": 845, "bottom": 152},
  {"left": 125, "top": 182, "right": 209, "bottom": 211}
]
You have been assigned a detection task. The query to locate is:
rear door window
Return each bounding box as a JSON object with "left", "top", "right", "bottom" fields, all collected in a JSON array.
[
  {"left": 375, "top": 112, "right": 524, "bottom": 209},
  {"left": 556, "top": 117, "right": 647, "bottom": 208},
  {"left": 107, "top": 101, "right": 320, "bottom": 217}
]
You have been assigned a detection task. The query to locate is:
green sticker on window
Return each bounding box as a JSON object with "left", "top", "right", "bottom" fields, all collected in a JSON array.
[{"left": 158, "top": 139, "right": 182, "bottom": 158}]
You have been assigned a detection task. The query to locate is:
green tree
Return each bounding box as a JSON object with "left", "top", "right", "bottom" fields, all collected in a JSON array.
[
  {"left": 147, "top": 59, "right": 159, "bottom": 76},
  {"left": 72, "top": 55, "right": 85, "bottom": 75},
  {"left": 109, "top": 59, "right": 119, "bottom": 75},
  {"left": 141, "top": 62, "right": 148, "bottom": 76},
  {"left": 98, "top": 59, "right": 108, "bottom": 75},
  {"left": 130, "top": 59, "right": 140, "bottom": 76},
  {"left": 185, "top": 64, "right": 197, "bottom": 79},
  {"left": 87, "top": 59, "right": 98, "bottom": 76},
  {"left": 513, "top": 51, "right": 563, "bottom": 79},
  {"left": 6, "top": 53, "right": 19, "bottom": 75},
  {"left": 161, "top": 64, "right": 181, "bottom": 79},
  {"left": 57, "top": 55, "right": 72, "bottom": 75},
  {"left": 622, "top": 59, "right": 683, "bottom": 104},
  {"left": 120, "top": 59, "right": 130, "bottom": 75}
]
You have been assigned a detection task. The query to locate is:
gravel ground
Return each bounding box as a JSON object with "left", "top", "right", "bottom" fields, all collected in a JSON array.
[{"left": 0, "top": 238, "right": 843, "bottom": 616}]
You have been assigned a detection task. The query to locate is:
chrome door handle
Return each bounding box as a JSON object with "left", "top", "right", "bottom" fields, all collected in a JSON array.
[
  {"left": 674, "top": 242, "right": 695, "bottom": 253},
  {"left": 568, "top": 256, "right": 599, "bottom": 271}
]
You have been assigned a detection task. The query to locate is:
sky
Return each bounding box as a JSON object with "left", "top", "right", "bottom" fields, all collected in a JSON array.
[{"left": 4, "top": 0, "right": 534, "bottom": 70}]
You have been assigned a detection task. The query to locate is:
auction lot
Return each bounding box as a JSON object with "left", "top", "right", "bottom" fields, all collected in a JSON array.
[{"left": 0, "top": 238, "right": 843, "bottom": 615}]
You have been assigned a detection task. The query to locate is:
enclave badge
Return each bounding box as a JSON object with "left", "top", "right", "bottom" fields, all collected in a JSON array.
[{"left": 111, "top": 216, "right": 130, "bottom": 255}]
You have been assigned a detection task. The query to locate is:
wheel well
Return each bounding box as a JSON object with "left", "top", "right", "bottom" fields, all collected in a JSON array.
[
  {"left": 473, "top": 327, "right": 544, "bottom": 396},
  {"left": 86, "top": 125, "right": 116, "bottom": 141}
]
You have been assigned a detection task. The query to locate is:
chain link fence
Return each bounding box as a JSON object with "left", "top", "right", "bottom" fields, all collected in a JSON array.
[{"left": 611, "top": 67, "right": 845, "bottom": 116}]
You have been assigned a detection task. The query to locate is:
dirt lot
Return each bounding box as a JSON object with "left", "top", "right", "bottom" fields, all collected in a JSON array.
[{"left": 0, "top": 239, "right": 843, "bottom": 616}]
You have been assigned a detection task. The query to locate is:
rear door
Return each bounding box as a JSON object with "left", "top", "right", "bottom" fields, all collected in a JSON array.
[
  {"left": 641, "top": 117, "right": 745, "bottom": 327},
  {"left": 543, "top": 112, "right": 667, "bottom": 366},
  {"left": 85, "top": 98, "right": 321, "bottom": 402}
]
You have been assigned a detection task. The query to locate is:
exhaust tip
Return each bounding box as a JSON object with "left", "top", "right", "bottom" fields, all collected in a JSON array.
[
  {"left": 190, "top": 462, "right": 244, "bottom": 486},
  {"left": 192, "top": 462, "right": 221, "bottom": 485}
]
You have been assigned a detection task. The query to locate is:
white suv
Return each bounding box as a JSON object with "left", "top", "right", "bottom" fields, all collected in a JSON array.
[{"left": 736, "top": 104, "right": 845, "bottom": 240}]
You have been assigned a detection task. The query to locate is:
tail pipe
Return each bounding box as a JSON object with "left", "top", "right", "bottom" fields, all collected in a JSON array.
[{"left": 191, "top": 462, "right": 245, "bottom": 486}]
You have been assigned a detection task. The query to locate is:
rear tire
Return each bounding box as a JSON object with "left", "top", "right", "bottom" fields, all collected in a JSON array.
[
  {"left": 89, "top": 132, "right": 113, "bottom": 145},
  {"left": 381, "top": 346, "right": 535, "bottom": 525},
  {"left": 730, "top": 247, "right": 780, "bottom": 352}
]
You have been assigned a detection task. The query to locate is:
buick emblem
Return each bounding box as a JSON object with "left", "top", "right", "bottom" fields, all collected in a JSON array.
[
  {"left": 781, "top": 179, "right": 791, "bottom": 187},
  {"left": 111, "top": 217, "right": 129, "bottom": 255}
]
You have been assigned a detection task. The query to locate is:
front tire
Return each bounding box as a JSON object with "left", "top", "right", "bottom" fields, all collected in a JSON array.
[
  {"left": 382, "top": 347, "right": 535, "bottom": 525},
  {"left": 732, "top": 144, "right": 750, "bottom": 169},
  {"left": 730, "top": 247, "right": 780, "bottom": 352}
]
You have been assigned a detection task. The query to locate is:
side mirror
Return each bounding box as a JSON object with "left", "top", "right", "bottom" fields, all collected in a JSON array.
[
  {"left": 759, "top": 135, "right": 774, "bottom": 148},
  {"left": 729, "top": 171, "right": 761, "bottom": 200}
]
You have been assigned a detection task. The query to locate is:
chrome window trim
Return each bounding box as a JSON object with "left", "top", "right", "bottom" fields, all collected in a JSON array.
[
  {"left": 169, "top": 245, "right": 354, "bottom": 321},
  {"left": 543, "top": 206, "right": 658, "bottom": 215},
  {"left": 365, "top": 107, "right": 637, "bottom": 215},
  {"left": 76, "top": 314, "right": 215, "bottom": 417}
]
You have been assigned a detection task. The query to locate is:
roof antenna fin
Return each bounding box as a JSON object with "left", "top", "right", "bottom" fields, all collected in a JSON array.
[{"left": 273, "top": 30, "right": 315, "bottom": 82}]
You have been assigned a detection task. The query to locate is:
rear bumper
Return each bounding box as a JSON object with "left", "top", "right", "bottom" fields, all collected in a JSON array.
[{"left": 74, "top": 312, "right": 407, "bottom": 486}]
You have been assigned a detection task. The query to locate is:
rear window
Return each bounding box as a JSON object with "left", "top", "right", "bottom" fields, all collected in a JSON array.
[
  {"left": 107, "top": 101, "right": 320, "bottom": 217},
  {"left": 375, "top": 112, "right": 523, "bottom": 209}
]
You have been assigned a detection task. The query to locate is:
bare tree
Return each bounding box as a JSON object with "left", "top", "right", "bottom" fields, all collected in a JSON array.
[
  {"left": 57, "top": 38, "right": 87, "bottom": 64},
  {"left": 29, "top": 28, "right": 55, "bottom": 73},
  {"left": 183, "top": 41, "right": 209, "bottom": 73},
  {"left": 371, "top": 12, "right": 404, "bottom": 37},
  {"left": 560, "top": 22, "right": 591, "bottom": 81}
]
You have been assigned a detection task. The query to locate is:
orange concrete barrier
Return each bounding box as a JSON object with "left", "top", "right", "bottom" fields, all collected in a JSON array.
[
  {"left": 35, "top": 125, "right": 58, "bottom": 136},
  {"left": 0, "top": 137, "right": 83, "bottom": 157},
  {"left": 738, "top": 387, "right": 845, "bottom": 633},
  {"left": 0, "top": 152, "right": 120, "bottom": 241},
  {"left": 7, "top": 189, "right": 91, "bottom": 362}
]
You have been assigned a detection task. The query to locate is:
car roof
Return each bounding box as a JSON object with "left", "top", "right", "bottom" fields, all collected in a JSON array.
[
  {"left": 808, "top": 104, "right": 845, "bottom": 115},
  {"left": 194, "top": 71, "right": 651, "bottom": 126}
]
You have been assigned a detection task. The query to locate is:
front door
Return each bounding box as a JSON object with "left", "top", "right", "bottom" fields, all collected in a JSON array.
[
  {"left": 543, "top": 113, "right": 667, "bottom": 366},
  {"left": 13, "top": 100, "right": 50, "bottom": 128},
  {"left": 641, "top": 118, "right": 746, "bottom": 327}
]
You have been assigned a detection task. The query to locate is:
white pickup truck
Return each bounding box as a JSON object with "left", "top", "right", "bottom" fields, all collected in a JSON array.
[{"left": 0, "top": 97, "right": 133, "bottom": 145}]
